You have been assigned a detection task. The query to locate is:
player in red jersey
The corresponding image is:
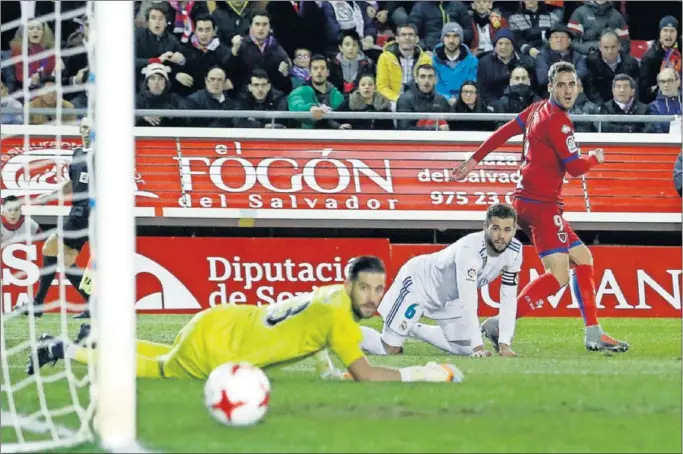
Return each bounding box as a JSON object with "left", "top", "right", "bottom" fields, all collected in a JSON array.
[{"left": 452, "top": 61, "right": 628, "bottom": 353}]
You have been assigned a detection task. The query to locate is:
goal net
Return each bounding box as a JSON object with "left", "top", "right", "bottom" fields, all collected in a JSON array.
[{"left": 1, "top": 2, "right": 137, "bottom": 452}]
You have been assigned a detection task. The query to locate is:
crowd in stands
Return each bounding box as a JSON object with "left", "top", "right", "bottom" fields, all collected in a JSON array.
[{"left": 1, "top": 1, "right": 681, "bottom": 132}]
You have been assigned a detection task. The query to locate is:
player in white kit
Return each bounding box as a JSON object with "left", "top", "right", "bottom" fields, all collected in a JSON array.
[
  {"left": 360, "top": 204, "right": 522, "bottom": 357},
  {"left": 1, "top": 196, "right": 41, "bottom": 248}
]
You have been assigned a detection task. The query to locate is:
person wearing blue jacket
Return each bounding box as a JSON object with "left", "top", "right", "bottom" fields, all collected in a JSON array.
[
  {"left": 646, "top": 68, "right": 682, "bottom": 134},
  {"left": 432, "top": 22, "right": 478, "bottom": 104}
]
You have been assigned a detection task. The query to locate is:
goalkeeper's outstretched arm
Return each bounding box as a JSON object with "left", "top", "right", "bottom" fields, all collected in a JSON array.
[{"left": 346, "top": 356, "right": 463, "bottom": 383}]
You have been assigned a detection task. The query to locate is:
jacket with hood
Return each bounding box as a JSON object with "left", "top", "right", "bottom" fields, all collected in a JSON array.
[
  {"left": 646, "top": 92, "right": 682, "bottom": 133},
  {"left": 584, "top": 50, "right": 640, "bottom": 104},
  {"left": 329, "top": 51, "right": 376, "bottom": 94},
  {"left": 338, "top": 91, "right": 394, "bottom": 130},
  {"left": 567, "top": 1, "right": 630, "bottom": 55},
  {"left": 186, "top": 88, "right": 237, "bottom": 127},
  {"left": 236, "top": 88, "right": 289, "bottom": 128},
  {"left": 376, "top": 41, "right": 433, "bottom": 102},
  {"left": 432, "top": 43, "right": 478, "bottom": 100},
  {"left": 674, "top": 151, "right": 682, "bottom": 197},
  {"left": 396, "top": 85, "right": 451, "bottom": 130},
  {"left": 288, "top": 81, "right": 345, "bottom": 129},
  {"left": 596, "top": 98, "right": 649, "bottom": 133},
  {"left": 408, "top": 1, "right": 474, "bottom": 51},
  {"left": 508, "top": 2, "right": 560, "bottom": 56}
]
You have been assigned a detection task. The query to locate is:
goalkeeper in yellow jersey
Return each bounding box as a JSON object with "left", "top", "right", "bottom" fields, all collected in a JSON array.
[{"left": 27, "top": 256, "right": 463, "bottom": 383}]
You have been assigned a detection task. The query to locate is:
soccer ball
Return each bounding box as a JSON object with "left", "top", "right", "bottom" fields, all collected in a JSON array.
[{"left": 204, "top": 362, "right": 271, "bottom": 427}]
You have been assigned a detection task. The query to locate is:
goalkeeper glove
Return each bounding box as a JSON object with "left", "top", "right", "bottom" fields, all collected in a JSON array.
[{"left": 399, "top": 361, "right": 464, "bottom": 383}]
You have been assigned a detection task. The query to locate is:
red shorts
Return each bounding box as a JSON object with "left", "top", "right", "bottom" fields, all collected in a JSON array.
[{"left": 513, "top": 197, "right": 582, "bottom": 257}]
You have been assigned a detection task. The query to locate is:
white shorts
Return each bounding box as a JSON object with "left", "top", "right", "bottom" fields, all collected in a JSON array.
[{"left": 377, "top": 270, "right": 425, "bottom": 347}]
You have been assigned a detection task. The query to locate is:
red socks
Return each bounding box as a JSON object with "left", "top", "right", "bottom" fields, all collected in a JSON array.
[
  {"left": 571, "top": 264, "right": 600, "bottom": 327},
  {"left": 516, "top": 272, "right": 562, "bottom": 319}
]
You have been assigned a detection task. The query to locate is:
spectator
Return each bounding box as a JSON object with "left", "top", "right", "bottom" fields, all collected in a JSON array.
[
  {"left": 432, "top": 22, "right": 478, "bottom": 105},
  {"left": 492, "top": 66, "right": 540, "bottom": 119},
  {"left": 134, "top": 6, "right": 187, "bottom": 90},
  {"left": 338, "top": 73, "right": 394, "bottom": 130},
  {"left": 226, "top": 10, "right": 292, "bottom": 95},
  {"left": 1, "top": 49, "right": 18, "bottom": 95},
  {"left": 237, "top": 69, "right": 289, "bottom": 129},
  {"left": 535, "top": 24, "right": 588, "bottom": 97},
  {"left": 167, "top": 1, "right": 210, "bottom": 44},
  {"left": 186, "top": 67, "right": 236, "bottom": 127},
  {"left": 477, "top": 29, "right": 534, "bottom": 109},
  {"left": 266, "top": 1, "right": 331, "bottom": 58},
  {"left": 135, "top": 61, "right": 188, "bottom": 127},
  {"left": 29, "top": 77, "right": 77, "bottom": 125},
  {"left": 321, "top": 1, "right": 377, "bottom": 54},
  {"left": 288, "top": 55, "right": 346, "bottom": 129},
  {"left": 508, "top": 1, "right": 561, "bottom": 60},
  {"left": 376, "top": 23, "right": 432, "bottom": 105},
  {"left": 60, "top": 16, "right": 90, "bottom": 105},
  {"left": 383, "top": 2, "right": 413, "bottom": 29},
  {"left": 408, "top": 1, "right": 473, "bottom": 51},
  {"left": 646, "top": 68, "right": 682, "bottom": 133},
  {"left": 1, "top": 76, "right": 22, "bottom": 124},
  {"left": 640, "top": 16, "right": 682, "bottom": 104},
  {"left": 291, "top": 48, "right": 312, "bottom": 89},
  {"left": 596, "top": 74, "right": 649, "bottom": 133},
  {"left": 449, "top": 80, "right": 493, "bottom": 131},
  {"left": 570, "top": 78, "right": 599, "bottom": 132},
  {"left": 674, "top": 151, "right": 682, "bottom": 197},
  {"left": 10, "top": 19, "right": 56, "bottom": 90},
  {"left": 179, "top": 15, "right": 231, "bottom": 97},
  {"left": 469, "top": 0, "right": 508, "bottom": 58},
  {"left": 329, "top": 30, "right": 375, "bottom": 95},
  {"left": 396, "top": 64, "right": 450, "bottom": 130},
  {"left": 568, "top": 0, "right": 630, "bottom": 56},
  {"left": 585, "top": 29, "right": 640, "bottom": 105},
  {"left": 209, "top": 0, "right": 258, "bottom": 45}
]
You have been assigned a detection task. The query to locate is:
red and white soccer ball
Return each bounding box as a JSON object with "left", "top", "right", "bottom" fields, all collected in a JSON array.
[{"left": 204, "top": 362, "right": 271, "bottom": 427}]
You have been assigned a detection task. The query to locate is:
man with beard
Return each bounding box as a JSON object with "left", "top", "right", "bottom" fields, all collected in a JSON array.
[
  {"left": 492, "top": 66, "right": 541, "bottom": 125},
  {"left": 396, "top": 64, "right": 450, "bottom": 130},
  {"left": 432, "top": 22, "right": 478, "bottom": 104},
  {"left": 288, "top": 55, "right": 346, "bottom": 129},
  {"left": 360, "top": 204, "right": 523, "bottom": 358}
]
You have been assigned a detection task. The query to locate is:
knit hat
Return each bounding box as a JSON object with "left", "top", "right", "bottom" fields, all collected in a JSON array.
[
  {"left": 441, "top": 22, "right": 463, "bottom": 41},
  {"left": 493, "top": 28, "right": 515, "bottom": 46},
  {"left": 549, "top": 24, "right": 573, "bottom": 39},
  {"left": 659, "top": 16, "right": 679, "bottom": 32},
  {"left": 142, "top": 59, "right": 171, "bottom": 81}
]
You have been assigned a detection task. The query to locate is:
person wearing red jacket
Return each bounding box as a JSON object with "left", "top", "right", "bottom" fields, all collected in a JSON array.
[{"left": 452, "top": 61, "right": 629, "bottom": 354}]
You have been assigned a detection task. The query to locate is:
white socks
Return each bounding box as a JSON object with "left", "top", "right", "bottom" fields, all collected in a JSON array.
[
  {"left": 410, "top": 323, "right": 473, "bottom": 356},
  {"left": 360, "top": 326, "right": 387, "bottom": 355}
]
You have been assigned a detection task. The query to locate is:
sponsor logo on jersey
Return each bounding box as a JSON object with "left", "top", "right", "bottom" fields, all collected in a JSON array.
[
  {"left": 566, "top": 136, "right": 578, "bottom": 153},
  {"left": 466, "top": 268, "right": 477, "bottom": 281},
  {"left": 79, "top": 171, "right": 89, "bottom": 184},
  {"left": 561, "top": 125, "right": 572, "bottom": 134}
]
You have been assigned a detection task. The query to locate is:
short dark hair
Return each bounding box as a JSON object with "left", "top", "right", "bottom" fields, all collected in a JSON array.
[
  {"left": 250, "top": 68, "right": 270, "bottom": 83},
  {"left": 340, "top": 29, "right": 361, "bottom": 45},
  {"left": 41, "top": 76, "right": 56, "bottom": 86},
  {"left": 310, "top": 54, "right": 328, "bottom": 68},
  {"left": 613, "top": 73, "right": 637, "bottom": 89},
  {"left": 397, "top": 23, "right": 417, "bottom": 35},
  {"left": 485, "top": 203, "right": 517, "bottom": 225},
  {"left": 249, "top": 9, "right": 270, "bottom": 25},
  {"left": 461, "top": 79, "right": 477, "bottom": 91},
  {"left": 348, "top": 256, "right": 386, "bottom": 281},
  {"left": 415, "top": 64, "right": 435, "bottom": 74},
  {"left": 195, "top": 15, "right": 216, "bottom": 28},
  {"left": 547, "top": 61, "right": 576, "bottom": 85},
  {"left": 146, "top": 6, "right": 166, "bottom": 22},
  {"left": 2, "top": 195, "right": 18, "bottom": 205}
]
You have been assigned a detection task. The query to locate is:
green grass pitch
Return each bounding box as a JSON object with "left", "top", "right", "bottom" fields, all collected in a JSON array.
[{"left": 1, "top": 315, "right": 681, "bottom": 453}]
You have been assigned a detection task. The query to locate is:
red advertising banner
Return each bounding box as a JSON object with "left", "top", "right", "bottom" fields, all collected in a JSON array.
[
  {"left": 1, "top": 136, "right": 680, "bottom": 217},
  {"left": 2, "top": 238, "right": 680, "bottom": 318}
]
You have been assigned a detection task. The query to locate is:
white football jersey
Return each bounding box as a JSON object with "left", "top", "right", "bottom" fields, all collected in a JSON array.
[
  {"left": 404, "top": 231, "right": 523, "bottom": 316},
  {"left": 1, "top": 216, "right": 41, "bottom": 247}
]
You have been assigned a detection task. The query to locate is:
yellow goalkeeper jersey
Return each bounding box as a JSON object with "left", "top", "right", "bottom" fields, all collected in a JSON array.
[{"left": 161, "top": 284, "right": 365, "bottom": 379}]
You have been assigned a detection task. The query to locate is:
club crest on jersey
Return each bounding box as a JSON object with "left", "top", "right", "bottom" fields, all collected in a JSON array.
[
  {"left": 565, "top": 136, "right": 578, "bottom": 153},
  {"left": 466, "top": 268, "right": 477, "bottom": 282},
  {"left": 557, "top": 232, "right": 568, "bottom": 243},
  {"left": 561, "top": 125, "right": 571, "bottom": 134},
  {"left": 79, "top": 172, "right": 89, "bottom": 184}
]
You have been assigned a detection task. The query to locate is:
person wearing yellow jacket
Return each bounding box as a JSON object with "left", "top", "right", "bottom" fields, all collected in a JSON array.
[{"left": 376, "top": 23, "right": 432, "bottom": 106}]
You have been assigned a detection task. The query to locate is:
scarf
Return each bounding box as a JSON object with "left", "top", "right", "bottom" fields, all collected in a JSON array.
[
  {"left": 169, "top": 1, "right": 196, "bottom": 43},
  {"left": 291, "top": 66, "right": 310, "bottom": 81},
  {"left": 329, "top": 1, "right": 365, "bottom": 38},
  {"left": 191, "top": 35, "right": 221, "bottom": 52},
  {"left": 662, "top": 47, "right": 682, "bottom": 74}
]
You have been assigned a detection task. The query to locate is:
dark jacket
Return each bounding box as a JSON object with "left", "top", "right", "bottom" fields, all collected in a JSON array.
[
  {"left": 134, "top": 28, "right": 184, "bottom": 75},
  {"left": 476, "top": 51, "right": 535, "bottom": 109},
  {"left": 535, "top": 44, "right": 588, "bottom": 96},
  {"left": 266, "top": 0, "right": 331, "bottom": 57},
  {"left": 328, "top": 52, "right": 375, "bottom": 94},
  {"left": 396, "top": 86, "right": 450, "bottom": 130},
  {"left": 181, "top": 38, "right": 232, "bottom": 87},
  {"left": 236, "top": 88, "right": 289, "bottom": 128},
  {"left": 508, "top": 3, "right": 560, "bottom": 56},
  {"left": 185, "top": 88, "right": 236, "bottom": 127},
  {"left": 567, "top": 1, "right": 630, "bottom": 55},
  {"left": 493, "top": 84, "right": 541, "bottom": 115},
  {"left": 408, "top": 1, "right": 473, "bottom": 50},
  {"left": 569, "top": 92, "right": 599, "bottom": 132},
  {"left": 227, "top": 36, "right": 292, "bottom": 95},
  {"left": 584, "top": 51, "right": 640, "bottom": 104},
  {"left": 450, "top": 96, "right": 494, "bottom": 131},
  {"left": 639, "top": 40, "right": 683, "bottom": 104},
  {"left": 135, "top": 82, "right": 189, "bottom": 127},
  {"left": 596, "top": 98, "right": 649, "bottom": 133},
  {"left": 646, "top": 92, "right": 682, "bottom": 133},
  {"left": 338, "top": 90, "right": 394, "bottom": 130},
  {"left": 674, "top": 151, "right": 682, "bottom": 197},
  {"left": 211, "top": 2, "right": 258, "bottom": 44},
  {"left": 321, "top": 1, "right": 376, "bottom": 46}
]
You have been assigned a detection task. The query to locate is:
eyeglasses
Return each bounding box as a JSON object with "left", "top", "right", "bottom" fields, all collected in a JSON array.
[{"left": 295, "top": 54, "right": 311, "bottom": 59}]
